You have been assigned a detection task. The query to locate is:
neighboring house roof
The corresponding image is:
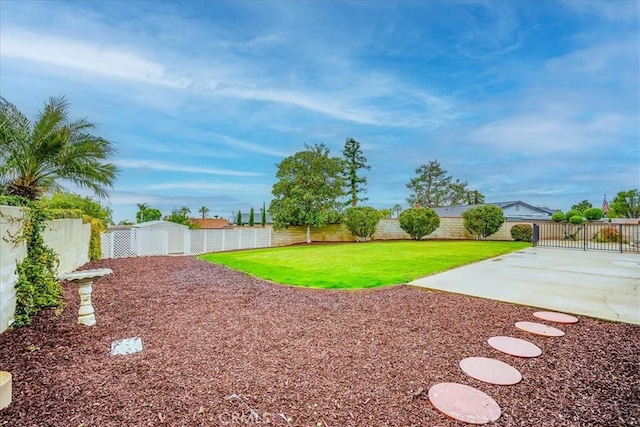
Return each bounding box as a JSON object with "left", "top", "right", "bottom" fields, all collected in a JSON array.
[
  {"left": 190, "top": 218, "right": 233, "bottom": 229},
  {"left": 132, "top": 220, "right": 188, "bottom": 229},
  {"left": 432, "top": 201, "right": 556, "bottom": 218},
  {"left": 492, "top": 201, "right": 556, "bottom": 215}
]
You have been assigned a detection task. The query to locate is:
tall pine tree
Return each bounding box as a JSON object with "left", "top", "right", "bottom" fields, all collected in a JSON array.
[
  {"left": 249, "top": 207, "right": 255, "bottom": 226},
  {"left": 342, "top": 138, "right": 371, "bottom": 206}
]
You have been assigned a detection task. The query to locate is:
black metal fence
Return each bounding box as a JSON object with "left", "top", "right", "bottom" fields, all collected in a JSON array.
[{"left": 533, "top": 222, "right": 640, "bottom": 252}]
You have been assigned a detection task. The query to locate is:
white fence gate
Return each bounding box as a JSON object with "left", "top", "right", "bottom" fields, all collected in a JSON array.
[{"left": 101, "top": 227, "right": 272, "bottom": 259}]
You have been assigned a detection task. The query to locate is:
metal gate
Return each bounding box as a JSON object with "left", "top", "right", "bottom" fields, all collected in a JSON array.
[{"left": 532, "top": 222, "right": 640, "bottom": 253}]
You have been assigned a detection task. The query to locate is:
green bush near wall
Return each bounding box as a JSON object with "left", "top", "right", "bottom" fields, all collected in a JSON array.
[
  {"left": 510, "top": 224, "right": 533, "bottom": 242},
  {"left": 83, "top": 215, "right": 106, "bottom": 261}
]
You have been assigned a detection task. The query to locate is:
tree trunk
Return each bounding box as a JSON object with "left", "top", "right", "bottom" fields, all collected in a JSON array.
[{"left": 306, "top": 225, "right": 311, "bottom": 244}]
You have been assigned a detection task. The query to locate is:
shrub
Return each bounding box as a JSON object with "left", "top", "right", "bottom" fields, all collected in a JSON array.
[
  {"left": 568, "top": 215, "right": 584, "bottom": 225},
  {"left": 343, "top": 206, "right": 381, "bottom": 242},
  {"left": 510, "top": 224, "right": 533, "bottom": 242},
  {"left": 565, "top": 209, "right": 582, "bottom": 221},
  {"left": 45, "top": 208, "right": 83, "bottom": 220},
  {"left": 462, "top": 205, "right": 505, "bottom": 239},
  {"left": 83, "top": 215, "right": 106, "bottom": 261},
  {"left": 0, "top": 195, "right": 29, "bottom": 206},
  {"left": 398, "top": 208, "right": 440, "bottom": 240},
  {"left": 583, "top": 207, "right": 604, "bottom": 221},
  {"left": 551, "top": 211, "right": 565, "bottom": 222},
  {"left": 378, "top": 208, "right": 392, "bottom": 219},
  {"left": 595, "top": 226, "right": 619, "bottom": 242}
]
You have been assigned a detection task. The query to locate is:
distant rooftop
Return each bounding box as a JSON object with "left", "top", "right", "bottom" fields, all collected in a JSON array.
[{"left": 432, "top": 201, "right": 556, "bottom": 218}]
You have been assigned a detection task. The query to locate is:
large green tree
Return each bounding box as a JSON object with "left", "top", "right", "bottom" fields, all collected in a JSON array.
[
  {"left": 342, "top": 138, "right": 370, "bottom": 206},
  {"left": 571, "top": 199, "right": 592, "bottom": 212},
  {"left": 610, "top": 189, "right": 640, "bottom": 218},
  {"left": 165, "top": 206, "right": 194, "bottom": 227},
  {"left": 136, "top": 203, "right": 161, "bottom": 223},
  {"left": 406, "top": 160, "right": 475, "bottom": 208},
  {"left": 0, "top": 96, "right": 118, "bottom": 200},
  {"left": 269, "top": 143, "right": 346, "bottom": 243},
  {"left": 43, "top": 190, "right": 113, "bottom": 226}
]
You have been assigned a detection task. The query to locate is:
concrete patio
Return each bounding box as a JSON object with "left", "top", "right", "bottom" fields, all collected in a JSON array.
[{"left": 409, "top": 247, "right": 640, "bottom": 325}]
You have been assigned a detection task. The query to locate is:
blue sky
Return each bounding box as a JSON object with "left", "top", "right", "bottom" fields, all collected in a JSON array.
[{"left": 1, "top": 0, "right": 638, "bottom": 223}]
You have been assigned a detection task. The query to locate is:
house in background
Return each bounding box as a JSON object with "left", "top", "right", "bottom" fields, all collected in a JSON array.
[
  {"left": 190, "top": 218, "right": 233, "bottom": 229},
  {"left": 433, "top": 201, "right": 556, "bottom": 220}
]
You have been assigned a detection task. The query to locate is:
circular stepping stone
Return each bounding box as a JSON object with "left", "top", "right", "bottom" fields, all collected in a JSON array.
[
  {"left": 516, "top": 321, "right": 565, "bottom": 337},
  {"left": 533, "top": 311, "right": 579, "bottom": 324},
  {"left": 459, "top": 357, "right": 523, "bottom": 385},
  {"left": 487, "top": 336, "right": 542, "bottom": 358},
  {"left": 428, "top": 382, "right": 501, "bottom": 425}
]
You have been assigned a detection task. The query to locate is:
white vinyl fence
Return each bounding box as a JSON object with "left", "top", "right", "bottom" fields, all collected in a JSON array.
[{"left": 101, "top": 227, "right": 272, "bottom": 259}]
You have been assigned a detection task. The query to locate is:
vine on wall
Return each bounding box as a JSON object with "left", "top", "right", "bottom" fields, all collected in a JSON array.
[
  {"left": 8, "top": 202, "right": 61, "bottom": 326},
  {"left": 1, "top": 200, "right": 105, "bottom": 326}
]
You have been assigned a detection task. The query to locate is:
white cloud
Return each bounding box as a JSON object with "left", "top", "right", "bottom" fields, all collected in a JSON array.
[
  {"left": 143, "top": 181, "right": 271, "bottom": 194},
  {"left": 207, "top": 132, "right": 289, "bottom": 157},
  {"left": 116, "top": 159, "right": 263, "bottom": 177},
  {"left": 1, "top": 29, "right": 187, "bottom": 88},
  {"left": 467, "top": 113, "right": 633, "bottom": 154},
  {"left": 562, "top": 0, "right": 640, "bottom": 23}
]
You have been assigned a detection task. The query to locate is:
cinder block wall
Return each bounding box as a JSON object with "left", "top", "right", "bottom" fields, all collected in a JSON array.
[
  {"left": 0, "top": 206, "right": 91, "bottom": 333},
  {"left": 270, "top": 217, "right": 533, "bottom": 246}
]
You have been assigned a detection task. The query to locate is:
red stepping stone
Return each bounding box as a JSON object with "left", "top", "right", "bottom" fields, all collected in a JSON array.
[
  {"left": 459, "top": 357, "right": 523, "bottom": 385},
  {"left": 515, "top": 321, "right": 565, "bottom": 337},
  {"left": 428, "top": 382, "right": 501, "bottom": 425},
  {"left": 533, "top": 311, "right": 579, "bottom": 324},
  {"left": 487, "top": 336, "right": 542, "bottom": 358}
]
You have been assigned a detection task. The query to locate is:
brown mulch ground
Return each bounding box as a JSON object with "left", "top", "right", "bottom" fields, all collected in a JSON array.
[{"left": 1, "top": 256, "right": 638, "bottom": 427}]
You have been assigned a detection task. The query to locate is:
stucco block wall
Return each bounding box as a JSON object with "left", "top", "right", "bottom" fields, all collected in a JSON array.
[
  {"left": 0, "top": 207, "right": 26, "bottom": 334},
  {"left": 43, "top": 219, "right": 91, "bottom": 276},
  {"left": 0, "top": 206, "right": 91, "bottom": 333}
]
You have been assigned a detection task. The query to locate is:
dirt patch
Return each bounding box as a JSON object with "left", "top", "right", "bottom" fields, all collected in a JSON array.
[{"left": 1, "top": 256, "right": 638, "bottom": 426}]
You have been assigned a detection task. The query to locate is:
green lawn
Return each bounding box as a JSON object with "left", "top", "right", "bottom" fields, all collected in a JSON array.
[{"left": 199, "top": 240, "right": 530, "bottom": 289}]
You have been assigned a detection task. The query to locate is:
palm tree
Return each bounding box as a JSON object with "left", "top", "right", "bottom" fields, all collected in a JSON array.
[
  {"left": 0, "top": 96, "right": 118, "bottom": 200},
  {"left": 136, "top": 203, "right": 149, "bottom": 215},
  {"left": 198, "top": 206, "right": 210, "bottom": 219},
  {"left": 392, "top": 203, "right": 403, "bottom": 218}
]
